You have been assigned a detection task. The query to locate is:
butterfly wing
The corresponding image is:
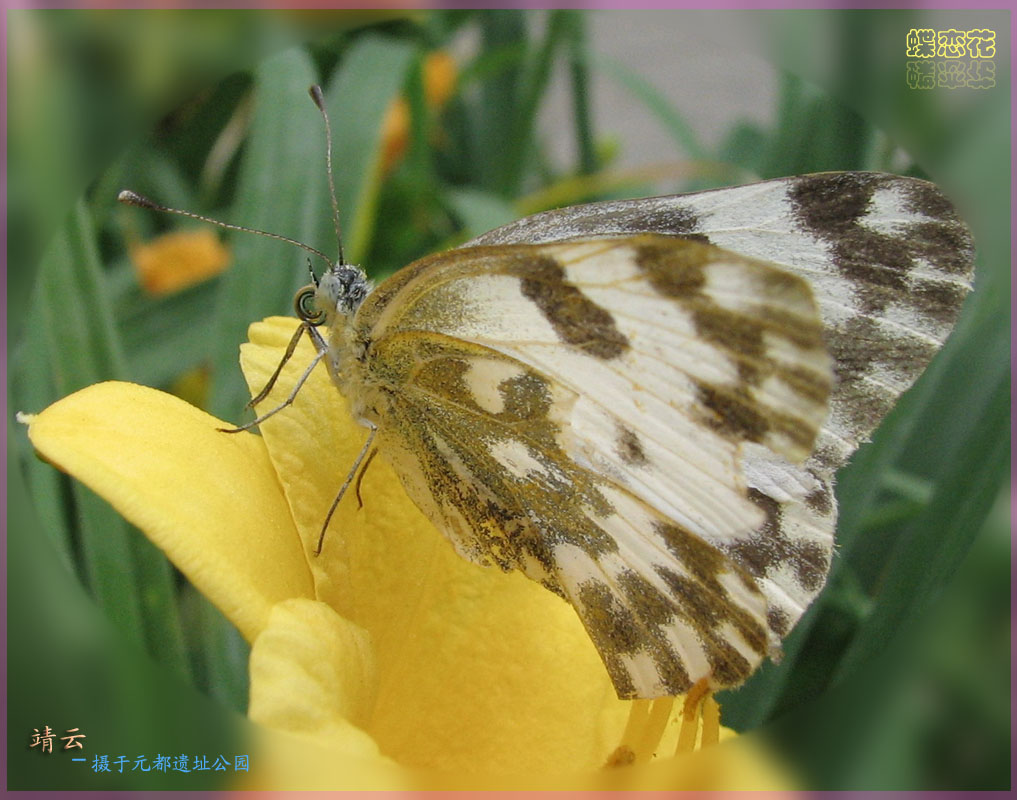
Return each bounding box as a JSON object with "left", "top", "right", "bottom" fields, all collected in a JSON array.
[
  {"left": 349, "top": 235, "right": 833, "bottom": 697},
  {"left": 466, "top": 172, "right": 976, "bottom": 471},
  {"left": 465, "top": 171, "right": 976, "bottom": 642}
]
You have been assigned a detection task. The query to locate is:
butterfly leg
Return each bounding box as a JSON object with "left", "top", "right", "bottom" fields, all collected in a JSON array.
[
  {"left": 315, "top": 422, "right": 379, "bottom": 556},
  {"left": 218, "top": 323, "right": 329, "bottom": 434},
  {"left": 353, "top": 447, "right": 379, "bottom": 510},
  {"left": 246, "top": 321, "right": 310, "bottom": 409}
]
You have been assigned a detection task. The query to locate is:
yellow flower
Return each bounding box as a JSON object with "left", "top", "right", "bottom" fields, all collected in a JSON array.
[
  {"left": 21, "top": 316, "right": 795, "bottom": 790},
  {"left": 129, "top": 228, "right": 231, "bottom": 295}
]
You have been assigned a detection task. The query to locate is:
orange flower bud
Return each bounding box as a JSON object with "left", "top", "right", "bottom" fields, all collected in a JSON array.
[{"left": 130, "top": 228, "right": 231, "bottom": 294}]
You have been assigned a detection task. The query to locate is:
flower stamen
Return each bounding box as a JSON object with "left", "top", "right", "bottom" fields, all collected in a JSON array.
[
  {"left": 676, "top": 678, "right": 712, "bottom": 754},
  {"left": 608, "top": 695, "right": 679, "bottom": 766},
  {"left": 637, "top": 697, "right": 675, "bottom": 763},
  {"left": 701, "top": 693, "right": 721, "bottom": 747}
]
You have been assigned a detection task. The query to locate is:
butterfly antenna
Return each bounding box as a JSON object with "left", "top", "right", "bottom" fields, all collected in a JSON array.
[
  {"left": 308, "top": 85, "right": 346, "bottom": 267},
  {"left": 117, "top": 190, "right": 336, "bottom": 271}
]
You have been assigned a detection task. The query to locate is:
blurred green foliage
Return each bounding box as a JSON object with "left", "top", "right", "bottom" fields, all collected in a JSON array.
[{"left": 7, "top": 8, "right": 1009, "bottom": 790}]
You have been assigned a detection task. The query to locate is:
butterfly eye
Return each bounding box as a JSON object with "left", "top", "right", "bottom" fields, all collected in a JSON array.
[{"left": 294, "top": 285, "right": 326, "bottom": 325}]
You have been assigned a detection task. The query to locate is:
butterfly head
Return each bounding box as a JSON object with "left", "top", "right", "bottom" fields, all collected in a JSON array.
[{"left": 294, "top": 264, "right": 372, "bottom": 327}]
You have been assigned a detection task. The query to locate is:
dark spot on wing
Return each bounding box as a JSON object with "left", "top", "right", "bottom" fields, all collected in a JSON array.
[
  {"left": 791, "top": 172, "right": 877, "bottom": 233},
  {"left": 497, "top": 370, "right": 554, "bottom": 421},
  {"left": 788, "top": 173, "right": 974, "bottom": 322},
  {"left": 692, "top": 305, "right": 765, "bottom": 384},
  {"left": 907, "top": 220, "right": 975, "bottom": 278},
  {"left": 804, "top": 476, "right": 834, "bottom": 516},
  {"left": 902, "top": 181, "right": 976, "bottom": 279},
  {"left": 613, "top": 570, "right": 697, "bottom": 694},
  {"left": 706, "top": 641, "right": 754, "bottom": 686},
  {"left": 902, "top": 178, "right": 954, "bottom": 218},
  {"left": 656, "top": 520, "right": 727, "bottom": 583},
  {"left": 911, "top": 278, "right": 969, "bottom": 327},
  {"left": 594, "top": 203, "right": 705, "bottom": 238},
  {"left": 655, "top": 521, "right": 769, "bottom": 655},
  {"left": 767, "top": 607, "right": 791, "bottom": 637},
  {"left": 653, "top": 566, "right": 720, "bottom": 629},
  {"left": 616, "top": 424, "right": 648, "bottom": 466},
  {"left": 824, "top": 314, "right": 937, "bottom": 435},
  {"left": 694, "top": 380, "right": 818, "bottom": 454},
  {"left": 519, "top": 256, "right": 629, "bottom": 359},
  {"left": 464, "top": 195, "right": 711, "bottom": 247},
  {"left": 633, "top": 239, "right": 709, "bottom": 298},
  {"left": 619, "top": 569, "right": 677, "bottom": 627},
  {"left": 790, "top": 174, "right": 904, "bottom": 314},
  {"left": 695, "top": 382, "right": 769, "bottom": 443},
  {"left": 578, "top": 580, "right": 642, "bottom": 655},
  {"left": 793, "top": 543, "right": 829, "bottom": 593},
  {"left": 726, "top": 489, "right": 783, "bottom": 580},
  {"left": 725, "top": 489, "right": 833, "bottom": 602},
  {"left": 636, "top": 237, "right": 829, "bottom": 438}
]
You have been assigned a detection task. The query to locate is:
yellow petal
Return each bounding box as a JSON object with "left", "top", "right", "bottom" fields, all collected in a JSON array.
[
  {"left": 245, "top": 597, "right": 413, "bottom": 790},
  {"left": 244, "top": 594, "right": 785, "bottom": 790},
  {"left": 23, "top": 381, "right": 313, "bottom": 639},
  {"left": 248, "top": 598, "right": 380, "bottom": 754},
  {"left": 246, "top": 721, "right": 409, "bottom": 791}
]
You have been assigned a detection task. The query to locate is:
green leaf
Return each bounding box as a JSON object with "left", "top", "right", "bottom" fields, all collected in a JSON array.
[
  {"left": 444, "top": 188, "right": 519, "bottom": 239},
  {"left": 325, "top": 35, "right": 417, "bottom": 267},
  {"left": 114, "top": 272, "right": 220, "bottom": 388},
  {"left": 833, "top": 330, "right": 1009, "bottom": 680},
  {"left": 35, "top": 203, "right": 128, "bottom": 392},
  {"left": 11, "top": 348, "right": 74, "bottom": 569},
  {"left": 563, "top": 10, "right": 596, "bottom": 176},
  {"left": 207, "top": 47, "right": 328, "bottom": 420},
  {"left": 181, "top": 586, "right": 250, "bottom": 713},
  {"left": 132, "top": 534, "right": 190, "bottom": 679},
  {"left": 25, "top": 203, "right": 150, "bottom": 652},
  {"left": 475, "top": 10, "right": 528, "bottom": 191},
  {"left": 498, "top": 10, "right": 571, "bottom": 196}
]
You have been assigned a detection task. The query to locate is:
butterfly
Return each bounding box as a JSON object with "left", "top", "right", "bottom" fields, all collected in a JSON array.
[{"left": 121, "top": 96, "right": 975, "bottom": 700}]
